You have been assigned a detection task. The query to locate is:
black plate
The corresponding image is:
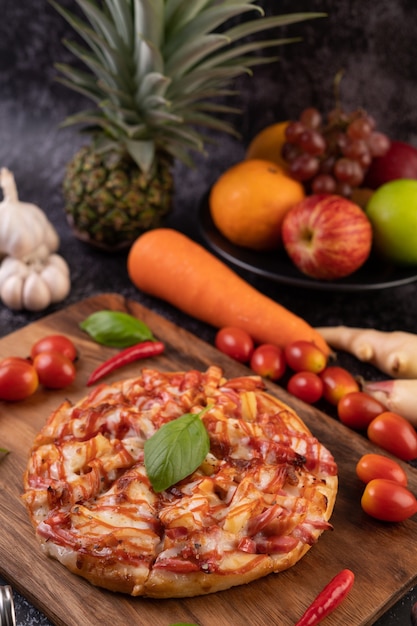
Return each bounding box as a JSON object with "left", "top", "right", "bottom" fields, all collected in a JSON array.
[{"left": 199, "top": 196, "right": 417, "bottom": 292}]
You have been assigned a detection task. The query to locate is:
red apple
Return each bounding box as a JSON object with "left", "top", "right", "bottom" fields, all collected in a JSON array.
[
  {"left": 282, "top": 194, "right": 373, "bottom": 280},
  {"left": 365, "top": 140, "right": 417, "bottom": 189}
]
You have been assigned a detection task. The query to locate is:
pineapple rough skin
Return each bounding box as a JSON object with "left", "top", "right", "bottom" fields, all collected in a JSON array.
[{"left": 63, "top": 146, "right": 173, "bottom": 251}]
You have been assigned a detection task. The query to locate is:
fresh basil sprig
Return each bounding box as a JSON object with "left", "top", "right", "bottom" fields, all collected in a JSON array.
[
  {"left": 144, "top": 410, "right": 210, "bottom": 493},
  {"left": 80, "top": 310, "right": 155, "bottom": 347}
]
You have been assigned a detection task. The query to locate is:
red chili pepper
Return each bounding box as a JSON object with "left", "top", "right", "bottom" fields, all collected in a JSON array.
[
  {"left": 294, "top": 569, "right": 355, "bottom": 626},
  {"left": 86, "top": 341, "right": 165, "bottom": 386}
]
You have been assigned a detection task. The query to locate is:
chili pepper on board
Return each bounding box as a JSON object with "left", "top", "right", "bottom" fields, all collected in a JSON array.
[
  {"left": 87, "top": 341, "right": 165, "bottom": 386},
  {"left": 294, "top": 569, "right": 355, "bottom": 626}
]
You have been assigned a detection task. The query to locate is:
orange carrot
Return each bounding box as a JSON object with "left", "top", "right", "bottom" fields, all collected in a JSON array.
[{"left": 127, "top": 228, "right": 330, "bottom": 355}]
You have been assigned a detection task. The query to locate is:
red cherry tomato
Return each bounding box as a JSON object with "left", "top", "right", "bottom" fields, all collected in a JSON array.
[
  {"left": 31, "top": 334, "right": 77, "bottom": 361},
  {"left": 215, "top": 327, "right": 254, "bottom": 363},
  {"left": 337, "top": 391, "right": 386, "bottom": 430},
  {"left": 0, "top": 357, "right": 39, "bottom": 401},
  {"left": 287, "top": 371, "right": 323, "bottom": 404},
  {"left": 320, "top": 366, "right": 359, "bottom": 405},
  {"left": 356, "top": 453, "right": 408, "bottom": 486},
  {"left": 361, "top": 478, "right": 417, "bottom": 522},
  {"left": 284, "top": 340, "right": 327, "bottom": 373},
  {"left": 367, "top": 412, "right": 417, "bottom": 461},
  {"left": 33, "top": 351, "right": 76, "bottom": 389},
  {"left": 250, "top": 344, "right": 286, "bottom": 380}
]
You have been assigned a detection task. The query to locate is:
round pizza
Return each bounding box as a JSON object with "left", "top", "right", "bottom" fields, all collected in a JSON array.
[{"left": 22, "top": 365, "right": 337, "bottom": 598}]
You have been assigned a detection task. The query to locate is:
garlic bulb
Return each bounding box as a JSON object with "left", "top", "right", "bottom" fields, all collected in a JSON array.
[
  {"left": 0, "top": 253, "right": 71, "bottom": 311},
  {"left": 0, "top": 168, "right": 60, "bottom": 260}
]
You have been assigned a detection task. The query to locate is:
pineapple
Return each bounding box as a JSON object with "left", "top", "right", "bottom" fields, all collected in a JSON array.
[{"left": 51, "top": 0, "right": 323, "bottom": 250}]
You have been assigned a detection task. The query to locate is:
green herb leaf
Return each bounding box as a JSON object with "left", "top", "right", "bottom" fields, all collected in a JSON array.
[
  {"left": 0, "top": 447, "right": 9, "bottom": 461},
  {"left": 144, "top": 411, "right": 210, "bottom": 493},
  {"left": 80, "top": 310, "right": 155, "bottom": 347}
]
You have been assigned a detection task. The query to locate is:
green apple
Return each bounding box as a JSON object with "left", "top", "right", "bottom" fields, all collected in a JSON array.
[{"left": 366, "top": 179, "right": 417, "bottom": 265}]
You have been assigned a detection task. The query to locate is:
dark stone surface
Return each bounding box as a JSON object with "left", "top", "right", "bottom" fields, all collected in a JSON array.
[{"left": 1, "top": 1, "right": 417, "bottom": 624}]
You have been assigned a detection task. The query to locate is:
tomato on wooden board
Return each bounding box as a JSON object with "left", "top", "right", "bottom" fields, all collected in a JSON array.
[
  {"left": 33, "top": 352, "right": 76, "bottom": 390},
  {"left": 0, "top": 357, "right": 39, "bottom": 401},
  {"left": 250, "top": 344, "right": 286, "bottom": 380},
  {"left": 320, "top": 366, "right": 359, "bottom": 405},
  {"left": 287, "top": 371, "right": 323, "bottom": 404},
  {"left": 31, "top": 335, "right": 77, "bottom": 361},
  {"left": 356, "top": 454, "right": 408, "bottom": 486},
  {"left": 361, "top": 478, "right": 417, "bottom": 522},
  {"left": 367, "top": 412, "right": 417, "bottom": 461},
  {"left": 337, "top": 391, "right": 386, "bottom": 430},
  {"left": 215, "top": 327, "right": 254, "bottom": 363},
  {"left": 284, "top": 340, "right": 327, "bottom": 374}
]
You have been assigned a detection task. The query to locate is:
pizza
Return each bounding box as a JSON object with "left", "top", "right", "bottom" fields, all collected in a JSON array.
[{"left": 22, "top": 365, "right": 337, "bottom": 598}]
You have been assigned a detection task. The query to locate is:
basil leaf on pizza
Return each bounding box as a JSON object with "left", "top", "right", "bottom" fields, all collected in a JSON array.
[{"left": 144, "top": 411, "right": 210, "bottom": 492}]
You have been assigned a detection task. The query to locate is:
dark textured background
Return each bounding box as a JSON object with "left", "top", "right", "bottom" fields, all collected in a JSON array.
[{"left": 1, "top": 1, "right": 417, "bottom": 624}]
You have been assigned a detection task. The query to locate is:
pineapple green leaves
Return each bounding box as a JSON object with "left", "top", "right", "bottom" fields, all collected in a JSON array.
[{"left": 51, "top": 0, "right": 325, "bottom": 174}]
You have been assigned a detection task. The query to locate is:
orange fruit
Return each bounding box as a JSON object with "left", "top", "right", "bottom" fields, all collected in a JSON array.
[
  {"left": 209, "top": 159, "right": 305, "bottom": 251},
  {"left": 245, "top": 121, "right": 289, "bottom": 169}
]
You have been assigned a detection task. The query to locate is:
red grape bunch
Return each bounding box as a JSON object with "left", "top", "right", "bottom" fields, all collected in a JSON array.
[{"left": 282, "top": 107, "right": 391, "bottom": 198}]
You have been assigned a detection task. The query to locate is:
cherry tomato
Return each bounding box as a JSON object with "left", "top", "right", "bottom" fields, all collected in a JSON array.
[
  {"left": 284, "top": 340, "right": 327, "bottom": 373},
  {"left": 361, "top": 478, "right": 417, "bottom": 522},
  {"left": 31, "top": 334, "right": 77, "bottom": 362},
  {"left": 0, "top": 357, "right": 39, "bottom": 401},
  {"left": 367, "top": 412, "right": 417, "bottom": 461},
  {"left": 337, "top": 391, "right": 386, "bottom": 430},
  {"left": 215, "top": 327, "right": 254, "bottom": 363},
  {"left": 250, "top": 344, "right": 286, "bottom": 380},
  {"left": 356, "top": 453, "right": 408, "bottom": 486},
  {"left": 287, "top": 371, "right": 323, "bottom": 404},
  {"left": 320, "top": 366, "right": 359, "bottom": 405},
  {"left": 33, "top": 351, "right": 76, "bottom": 389}
]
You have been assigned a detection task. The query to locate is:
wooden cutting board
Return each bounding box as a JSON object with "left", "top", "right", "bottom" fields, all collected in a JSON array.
[{"left": 0, "top": 293, "right": 416, "bottom": 626}]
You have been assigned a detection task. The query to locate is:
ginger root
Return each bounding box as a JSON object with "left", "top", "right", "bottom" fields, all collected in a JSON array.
[{"left": 316, "top": 326, "right": 417, "bottom": 379}]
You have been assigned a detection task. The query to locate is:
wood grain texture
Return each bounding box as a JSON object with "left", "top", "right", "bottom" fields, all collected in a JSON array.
[{"left": 0, "top": 294, "right": 416, "bottom": 626}]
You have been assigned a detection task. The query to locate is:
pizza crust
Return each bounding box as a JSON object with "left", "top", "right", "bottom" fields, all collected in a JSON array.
[
  {"left": 23, "top": 366, "right": 338, "bottom": 598},
  {"left": 144, "top": 554, "right": 275, "bottom": 598}
]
